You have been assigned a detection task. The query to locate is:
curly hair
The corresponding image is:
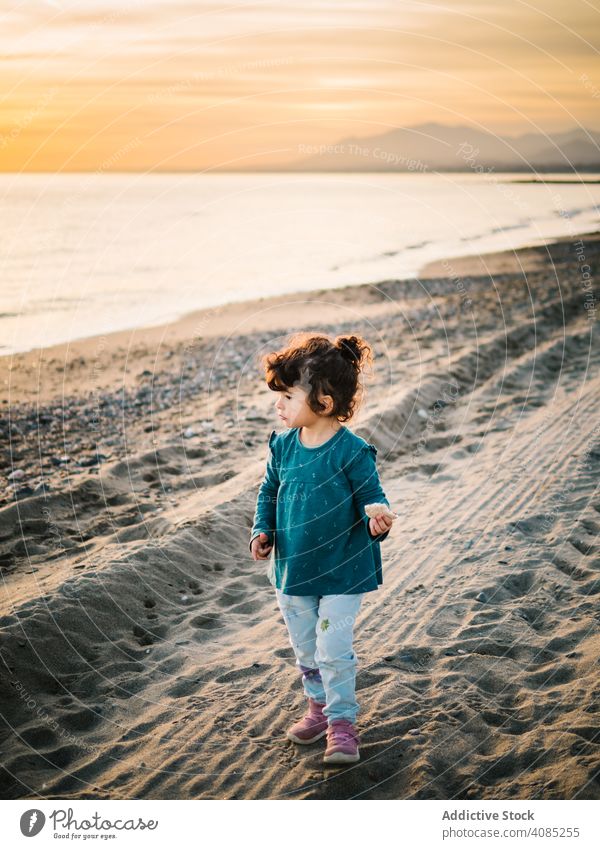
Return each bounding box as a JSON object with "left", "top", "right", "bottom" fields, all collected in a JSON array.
[{"left": 258, "top": 331, "right": 374, "bottom": 422}]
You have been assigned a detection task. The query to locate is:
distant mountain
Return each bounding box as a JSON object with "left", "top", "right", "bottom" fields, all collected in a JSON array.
[
  {"left": 279, "top": 123, "right": 600, "bottom": 172},
  {"left": 532, "top": 138, "right": 600, "bottom": 168}
]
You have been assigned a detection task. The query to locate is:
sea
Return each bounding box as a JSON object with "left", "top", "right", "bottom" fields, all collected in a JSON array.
[{"left": 1, "top": 171, "right": 598, "bottom": 355}]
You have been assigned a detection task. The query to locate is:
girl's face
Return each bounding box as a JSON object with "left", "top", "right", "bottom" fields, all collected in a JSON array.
[{"left": 273, "top": 384, "right": 332, "bottom": 428}]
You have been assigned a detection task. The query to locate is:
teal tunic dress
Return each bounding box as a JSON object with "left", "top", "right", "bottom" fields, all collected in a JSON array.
[{"left": 249, "top": 425, "right": 391, "bottom": 595}]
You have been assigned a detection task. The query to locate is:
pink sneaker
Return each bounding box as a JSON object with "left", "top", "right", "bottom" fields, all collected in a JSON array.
[
  {"left": 323, "top": 718, "right": 360, "bottom": 764},
  {"left": 286, "top": 698, "right": 328, "bottom": 744}
]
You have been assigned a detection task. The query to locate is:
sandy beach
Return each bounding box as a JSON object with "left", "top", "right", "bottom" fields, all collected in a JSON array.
[{"left": 1, "top": 230, "right": 599, "bottom": 800}]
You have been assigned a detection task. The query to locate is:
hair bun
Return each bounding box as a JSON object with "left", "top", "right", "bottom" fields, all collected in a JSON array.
[{"left": 336, "top": 336, "right": 362, "bottom": 366}]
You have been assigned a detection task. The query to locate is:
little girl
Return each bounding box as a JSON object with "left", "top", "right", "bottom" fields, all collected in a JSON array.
[{"left": 249, "top": 332, "right": 395, "bottom": 765}]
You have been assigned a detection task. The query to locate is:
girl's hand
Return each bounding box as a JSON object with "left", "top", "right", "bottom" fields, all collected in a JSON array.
[
  {"left": 368, "top": 513, "right": 394, "bottom": 536},
  {"left": 251, "top": 532, "right": 273, "bottom": 560}
]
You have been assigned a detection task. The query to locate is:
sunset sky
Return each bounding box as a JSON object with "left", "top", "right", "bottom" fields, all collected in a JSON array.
[{"left": 1, "top": 0, "right": 599, "bottom": 172}]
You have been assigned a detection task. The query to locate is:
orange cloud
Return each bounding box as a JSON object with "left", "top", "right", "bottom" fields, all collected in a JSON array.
[{"left": 1, "top": 0, "right": 598, "bottom": 171}]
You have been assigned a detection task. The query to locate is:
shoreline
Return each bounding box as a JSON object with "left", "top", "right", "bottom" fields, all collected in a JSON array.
[{"left": 2, "top": 227, "right": 598, "bottom": 407}]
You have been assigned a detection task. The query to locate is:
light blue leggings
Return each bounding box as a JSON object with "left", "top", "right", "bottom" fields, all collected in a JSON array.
[{"left": 275, "top": 588, "right": 365, "bottom": 724}]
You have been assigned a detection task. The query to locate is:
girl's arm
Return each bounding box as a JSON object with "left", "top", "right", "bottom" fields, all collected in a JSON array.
[
  {"left": 345, "top": 442, "right": 392, "bottom": 543},
  {"left": 249, "top": 430, "right": 280, "bottom": 551}
]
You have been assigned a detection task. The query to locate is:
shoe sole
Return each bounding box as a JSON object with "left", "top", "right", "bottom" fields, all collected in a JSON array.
[
  {"left": 323, "top": 749, "right": 360, "bottom": 764},
  {"left": 286, "top": 728, "right": 328, "bottom": 745}
]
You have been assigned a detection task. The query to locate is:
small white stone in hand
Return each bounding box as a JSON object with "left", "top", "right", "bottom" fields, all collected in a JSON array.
[{"left": 365, "top": 502, "right": 398, "bottom": 520}]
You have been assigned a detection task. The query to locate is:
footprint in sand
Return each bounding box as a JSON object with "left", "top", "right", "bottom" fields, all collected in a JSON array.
[
  {"left": 553, "top": 556, "right": 591, "bottom": 582},
  {"left": 20, "top": 727, "right": 58, "bottom": 749},
  {"left": 375, "top": 647, "right": 434, "bottom": 675},
  {"left": 214, "top": 664, "right": 263, "bottom": 684},
  {"left": 523, "top": 663, "right": 578, "bottom": 689},
  {"left": 60, "top": 707, "right": 103, "bottom": 732},
  {"left": 416, "top": 463, "right": 443, "bottom": 476},
  {"left": 405, "top": 463, "right": 443, "bottom": 481},
  {"left": 213, "top": 588, "right": 260, "bottom": 616},
  {"left": 228, "top": 599, "right": 262, "bottom": 615},
  {"left": 451, "top": 442, "right": 482, "bottom": 459},
  {"left": 189, "top": 613, "right": 222, "bottom": 631},
  {"left": 355, "top": 669, "right": 392, "bottom": 691},
  {"left": 215, "top": 587, "right": 247, "bottom": 607},
  {"left": 166, "top": 677, "right": 201, "bottom": 699},
  {"left": 466, "top": 569, "right": 538, "bottom": 606},
  {"left": 111, "top": 677, "right": 146, "bottom": 700},
  {"left": 513, "top": 603, "right": 549, "bottom": 632},
  {"left": 184, "top": 580, "right": 204, "bottom": 596},
  {"left": 577, "top": 577, "right": 600, "bottom": 596},
  {"left": 273, "top": 647, "right": 295, "bottom": 658},
  {"left": 425, "top": 602, "right": 470, "bottom": 638},
  {"left": 507, "top": 515, "right": 551, "bottom": 538},
  {"left": 132, "top": 625, "right": 155, "bottom": 646},
  {"left": 422, "top": 435, "right": 462, "bottom": 452},
  {"left": 567, "top": 522, "right": 598, "bottom": 556}
]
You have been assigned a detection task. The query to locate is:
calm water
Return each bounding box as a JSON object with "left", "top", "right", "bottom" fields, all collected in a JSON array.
[{"left": 1, "top": 171, "right": 599, "bottom": 355}]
